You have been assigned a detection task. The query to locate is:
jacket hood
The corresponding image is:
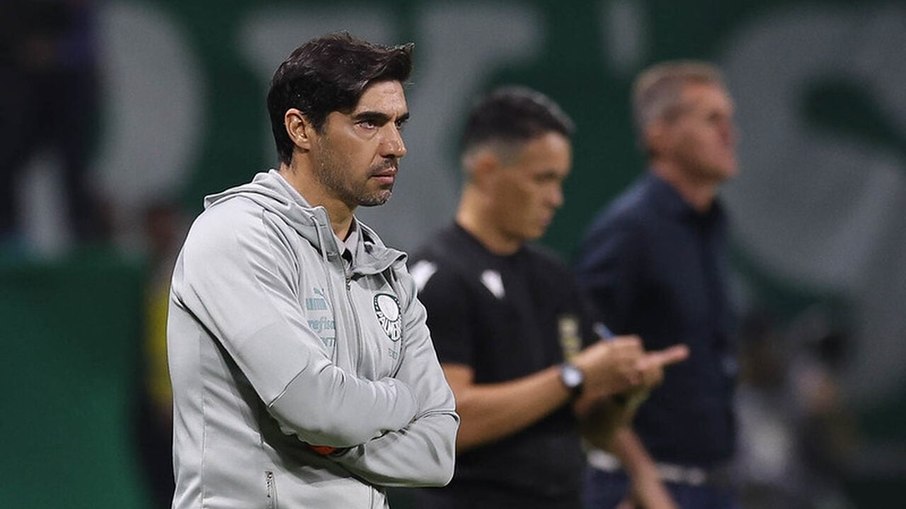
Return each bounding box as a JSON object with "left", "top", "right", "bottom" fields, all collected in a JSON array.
[{"left": 203, "top": 170, "right": 406, "bottom": 273}]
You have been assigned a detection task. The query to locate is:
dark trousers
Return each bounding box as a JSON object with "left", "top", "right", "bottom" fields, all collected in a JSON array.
[
  {"left": 0, "top": 66, "right": 105, "bottom": 242},
  {"left": 583, "top": 468, "right": 740, "bottom": 509},
  {"left": 411, "top": 481, "right": 582, "bottom": 509}
]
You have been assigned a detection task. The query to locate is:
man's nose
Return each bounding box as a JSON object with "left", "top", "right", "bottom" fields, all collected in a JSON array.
[
  {"left": 381, "top": 125, "right": 407, "bottom": 158},
  {"left": 549, "top": 184, "right": 564, "bottom": 208}
]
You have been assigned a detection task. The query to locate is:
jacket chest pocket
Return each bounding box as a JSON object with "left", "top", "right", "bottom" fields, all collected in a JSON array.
[{"left": 350, "top": 289, "right": 404, "bottom": 378}]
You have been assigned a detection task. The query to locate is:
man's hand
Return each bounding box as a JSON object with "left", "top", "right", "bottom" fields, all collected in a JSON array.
[
  {"left": 634, "top": 344, "right": 689, "bottom": 390},
  {"left": 616, "top": 343, "right": 690, "bottom": 414},
  {"left": 574, "top": 343, "right": 689, "bottom": 446},
  {"left": 573, "top": 341, "right": 689, "bottom": 417},
  {"left": 572, "top": 335, "right": 646, "bottom": 401}
]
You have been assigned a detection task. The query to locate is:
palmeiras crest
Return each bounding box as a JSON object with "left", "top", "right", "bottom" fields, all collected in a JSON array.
[{"left": 374, "top": 293, "right": 402, "bottom": 341}]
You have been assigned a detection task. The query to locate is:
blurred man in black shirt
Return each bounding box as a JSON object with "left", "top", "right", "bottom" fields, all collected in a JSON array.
[{"left": 409, "top": 86, "right": 688, "bottom": 509}]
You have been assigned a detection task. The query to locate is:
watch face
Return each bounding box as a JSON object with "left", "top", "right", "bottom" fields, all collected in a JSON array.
[{"left": 562, "top": 364, "right": 583, "bottom": 389}]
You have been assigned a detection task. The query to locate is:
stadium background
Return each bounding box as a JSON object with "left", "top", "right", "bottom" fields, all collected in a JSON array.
[{"left": 3, "top": 0, "right": 905, "bottom": 506}]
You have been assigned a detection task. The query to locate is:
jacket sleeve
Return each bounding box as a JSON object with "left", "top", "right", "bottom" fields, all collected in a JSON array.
[
  {"left": 171, "top": 203, "right": 418, "bottom": 447},
  {"left": 328, "top": 265, "right": 459, "bottom": 487}
]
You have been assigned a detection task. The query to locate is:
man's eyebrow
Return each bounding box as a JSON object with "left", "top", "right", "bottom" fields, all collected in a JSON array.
[
  {"left": 353, "top": 111, "right": 388, "bottom": 122},
  {"left": 352, "top": 111, "right": 410, "bottom": 124}
]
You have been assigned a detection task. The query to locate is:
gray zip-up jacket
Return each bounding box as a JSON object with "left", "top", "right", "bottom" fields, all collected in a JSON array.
[{"left": 167, "top": 170, "right": 458, "bottom": 508}]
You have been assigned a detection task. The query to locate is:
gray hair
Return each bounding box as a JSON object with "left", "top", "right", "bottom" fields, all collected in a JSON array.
[{"left": 632, "top": 60, "right": 725, "bottom": 145}]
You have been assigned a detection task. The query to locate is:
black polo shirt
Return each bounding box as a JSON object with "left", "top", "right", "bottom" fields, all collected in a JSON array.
[
  {"left": 409, "top": 223, "right": 596, "bottom": 509},
  {"left": 575, "top": 173, "right": 738, "bottom": 468}
]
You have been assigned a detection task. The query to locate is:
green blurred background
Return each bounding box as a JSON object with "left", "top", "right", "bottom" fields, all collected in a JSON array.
[{"left": 3, "top": 0, "right": 905, "bottom": 507}]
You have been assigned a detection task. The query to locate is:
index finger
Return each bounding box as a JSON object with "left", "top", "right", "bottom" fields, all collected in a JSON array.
[{"left": 638, "top": 344, "right": 689, "bottom": 370}]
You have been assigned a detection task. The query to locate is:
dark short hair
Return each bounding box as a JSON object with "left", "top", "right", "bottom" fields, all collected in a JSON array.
[
  {"left": 267, "top": 32, "right": 414, "bottom": 165},
  {"left": 460, "top": 86, "right": 574, "bottom": 155}
]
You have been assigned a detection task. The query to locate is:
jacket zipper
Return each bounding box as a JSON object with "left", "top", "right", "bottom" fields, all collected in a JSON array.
[
  {"left": 344, "top": 269, "right": 365, "bottom": 368},
  {"left": 265, "top": 470, "right": 277, "bottom": 509}
]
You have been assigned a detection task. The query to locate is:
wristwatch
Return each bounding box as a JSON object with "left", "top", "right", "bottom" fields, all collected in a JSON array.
[{"left": 559, "top": 362, "right": 584, "bottom": 398}]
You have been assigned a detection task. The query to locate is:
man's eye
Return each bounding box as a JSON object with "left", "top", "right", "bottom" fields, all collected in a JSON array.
[
  {"left": 534, "top": 173, "right": 559, "bottom": 184},
  {"left": 359, "top": 120, "right": 378, "bottom": 129},
  {"left": 395, "top": 120, "right": 408, "bottom": 131}
]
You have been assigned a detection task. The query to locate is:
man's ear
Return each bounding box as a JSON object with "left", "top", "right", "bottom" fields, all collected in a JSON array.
[
  {"left": 468, "top": 149, "right": 502, "bottom": 183},
  {"left": 284, "top": 108, "right": 313, "bottom": 151},
  {"left": 644, "top": 120, "right": 667, "bottom": 156}
]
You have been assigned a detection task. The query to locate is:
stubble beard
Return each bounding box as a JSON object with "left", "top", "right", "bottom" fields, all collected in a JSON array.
[
  {"left": 356, "top": 165, "right": 394, "bottom": 208},
  {"left": 315, "top": 139, "right": 394, "bottom": 208}
]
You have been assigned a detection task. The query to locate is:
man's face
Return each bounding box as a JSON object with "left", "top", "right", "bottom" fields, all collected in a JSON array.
[
  {"left": 488, "top": 132, "right": 572, "bottom": 243},
  {"left": 311, "top": 80, "right": 409, "bottom": 209},
  {"left": 658, "top": 82, "right": 737, "bottom": 183}
]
